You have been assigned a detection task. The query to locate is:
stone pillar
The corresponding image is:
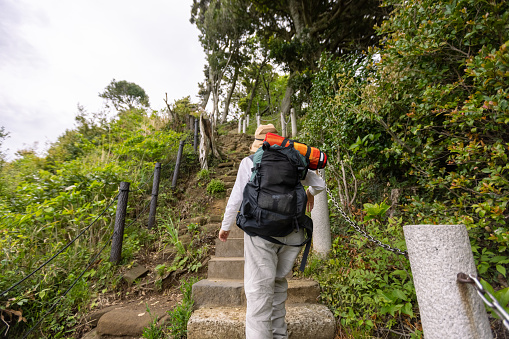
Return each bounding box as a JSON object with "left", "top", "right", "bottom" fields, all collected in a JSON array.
[
  {"left": 256, "top": 115, "right": 260, "bottom": 127},
  {"left": 246, "top": 114, "right": 250, "bottom": 127},
  {"left": 238, "top": 119, "right": 242, "bottom": 134},
  {"left": 403, "top": 224, "right": 493, "bottom": 339},
  {"left": 242, "top": 119, "right": 246, "bottom": 134},
  {"left": 311, "top": 169, "right": 331, "bottom": 257}
]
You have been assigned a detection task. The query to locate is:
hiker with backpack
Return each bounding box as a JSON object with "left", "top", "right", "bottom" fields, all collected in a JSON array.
[{"left": 218, "top": 124, "right": 326, "bottom": 339}]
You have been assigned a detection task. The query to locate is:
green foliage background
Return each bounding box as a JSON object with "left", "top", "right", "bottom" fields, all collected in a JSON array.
[
  {"left": 0, "top": 105, "right": 195, "bottom": 337},
  {"left": 2, "top": 0, "right": 509, "bottom": 337},
  {"left": 302, "top": 0, "right": 509, "bottom": 335}
]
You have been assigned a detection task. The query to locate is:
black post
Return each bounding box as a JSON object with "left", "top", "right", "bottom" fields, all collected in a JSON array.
[
  {"left": 110, "top": 182, "right": 130, "bottom": 263},
  {"left": 147, "top": 162, "right": 161, "bottom": 229},
  {"left": 172, "top": 140, "right": 186, "bottom": 189},
  {"left": 194, "top": 117, "right": 199, "bottom": 153}
]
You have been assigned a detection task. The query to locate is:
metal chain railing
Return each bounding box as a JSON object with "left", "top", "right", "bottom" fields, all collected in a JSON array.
[
  {"left": 19, "top": 195, "right": 156, "bottom": 338},
  {"left": 321, "top": 174, "right": 408, "bottom": 257},
  {"left": 457, "top": 273, "right": 509, "bottom": 330}
]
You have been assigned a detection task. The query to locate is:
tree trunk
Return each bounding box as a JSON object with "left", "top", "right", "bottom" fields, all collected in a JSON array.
[
  {"left": 201, "top": 81, "right": 211, "bottom": 110},
  {"left": 279, "top": 73, "right": 295, "bottom": 137},
  {"left": 245, "top": 59, "right": 266, "bottom": 118},
  {"left": 221, "top": 66, "right": 239, "bottom": 123},
  {"left": 199, "top": 113, "right": 209, "bottom": 170},
  {"left": 288, "top": 0, "right": 306, "bottom": 38},
  {"left": 290, "top": 108, "right": 298, "bottom": 137},
  {"left": 280, "top": 111, "right": 287, "bottom": 137}
]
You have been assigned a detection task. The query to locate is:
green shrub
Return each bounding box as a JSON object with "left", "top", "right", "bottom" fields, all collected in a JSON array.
[
  {"left": 206, "top": 179, "right": 225, "bottom": 196},
  {"left": 303, "top": 0, "right": 509, "bottom": 334},
  {"left": 0, "top": 106, "right": 187, "bottom": 337},
  {"left": 165, "top": 278, "right": 198, "bottom": 338},
  {"left": 196, "top": 169, "right": 210, "bottom": 182}
]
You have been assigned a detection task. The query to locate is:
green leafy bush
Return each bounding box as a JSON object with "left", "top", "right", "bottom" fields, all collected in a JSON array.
[
  {"left": 303, "top": 0, "right": 509, "bottom": 335},
  {"left": 206, "top": 179, "right": 225, "bottom": 196},
  {"left": 165, "top": 278, "right": 198, "bottom": 339},
  {"left": 304, "top": 205, "right": 418, "bottom": 335},
  {"left": 0, "top": 106, "right": 188, "bottom": 337}
]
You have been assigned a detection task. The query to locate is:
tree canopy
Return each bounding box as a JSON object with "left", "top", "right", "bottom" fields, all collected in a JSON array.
[
  {"left": 191, "top": 0, "right": 387, "bottom": 123},
  {"left": 99, "top": 79, "right": 150, "bottom": 111}
]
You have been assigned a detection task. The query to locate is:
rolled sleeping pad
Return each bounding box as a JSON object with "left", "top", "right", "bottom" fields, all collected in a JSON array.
[{"left": 264, "top": 133, "right": 327, "bottom": 170}]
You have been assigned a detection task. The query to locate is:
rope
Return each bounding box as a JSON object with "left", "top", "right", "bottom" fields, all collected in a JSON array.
[
  {"left": 128, "top": 167, "right": 156, "bottom": 193},
  {"left": 19, "top": 196, "right": 154, "bottom": 338},
  {"left": 0, "top": 194, "right": 119, "bottom": 298},
  {"left": 21, "top": 233, "right": 114, "bottom": 339},
  {"left": 125, "top": 198, "right": 152, "bottom": 230},
  {"left": 259, "top": 117, "right": 277, "bottom": 123}
]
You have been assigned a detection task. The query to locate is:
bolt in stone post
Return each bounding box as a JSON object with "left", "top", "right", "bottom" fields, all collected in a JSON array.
[
  {"left": 311, "top": 169, "right": 331, "bottom": 257},
  {"left": 110, "top": 182, "right": 130, "bottom": 264},
  {"left": 172, "top": 140, "right": 186, "bottom": 189},
  {"left": 403, "top": 224, "right": 493, "bottom": 339},
  {"left": 147, "top": 162, "right": 161, "bottom": 229}
]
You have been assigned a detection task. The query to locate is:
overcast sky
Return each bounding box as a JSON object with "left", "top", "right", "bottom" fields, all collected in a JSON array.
[{"left": 0, "top": 0, "right": 205, "bottom": 160}]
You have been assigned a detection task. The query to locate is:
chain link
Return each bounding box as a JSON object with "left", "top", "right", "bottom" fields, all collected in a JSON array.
[
  {"left": 322, "top": 178, "right": 408, "bottom": 257},
  {"left": 457, "top": 273, "right": 509, "bottom": 330}
]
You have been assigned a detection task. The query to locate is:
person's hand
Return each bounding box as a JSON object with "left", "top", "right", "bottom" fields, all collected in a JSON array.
[
  {"left": 219, "top": 229, "right": 230, "bottom": 242},
  {"left": 306, "top": 189, "right": 314, "bottom": 213}
]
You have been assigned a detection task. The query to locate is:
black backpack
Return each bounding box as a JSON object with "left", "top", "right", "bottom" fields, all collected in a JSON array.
[{"left": 236, "top": 141, "right": 313, "bottom": 271}]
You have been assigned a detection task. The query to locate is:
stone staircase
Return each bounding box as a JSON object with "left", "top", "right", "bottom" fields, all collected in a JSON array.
[
  {"left": 187, "top": 133, "right": 336, "bottom": 338},
  {"left": 80, "top": 131, "right": 336, "bottom": 338}
]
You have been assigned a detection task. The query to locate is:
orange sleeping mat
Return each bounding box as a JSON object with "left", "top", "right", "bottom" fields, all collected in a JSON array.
[{"left": 264, "top": 133, "right": 327, "bottom": 170}]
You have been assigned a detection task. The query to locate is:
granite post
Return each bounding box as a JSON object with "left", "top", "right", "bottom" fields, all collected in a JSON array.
[
  {"left": 403, "top": 224, "right": 493, "bottom": 339},
  {"left": 310, "top": 169, "right": 331, "bottom": 257}
]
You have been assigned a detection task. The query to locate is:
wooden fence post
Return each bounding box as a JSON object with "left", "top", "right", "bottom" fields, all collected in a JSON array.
[
  {"left": 110, "top": 182, "right": 130, "bottom": 264},
  {"left": 147, "top": 163, "right": 161, "bottom": 229},
  {"left": 172, "top": 140, "right": 186, "bottom": 189},
  {"left": 194, "top": 117, "right": 199, "bottom": 153}
]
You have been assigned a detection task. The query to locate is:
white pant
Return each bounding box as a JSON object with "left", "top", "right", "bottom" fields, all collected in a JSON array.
[{"left": 244, "top": 230, "right": 304, "bottom": 339}]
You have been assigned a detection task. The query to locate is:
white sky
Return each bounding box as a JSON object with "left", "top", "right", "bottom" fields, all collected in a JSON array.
[{"left": 0, "top": 0, "right": 205, "bottom": 160}]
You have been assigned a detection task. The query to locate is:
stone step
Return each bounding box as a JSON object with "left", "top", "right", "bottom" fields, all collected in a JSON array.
[
  {"left": 229, "top": 225, "right": 244, "bottom": 238},
  {"left": 225, "top": 169, "right": 238, "bottom": 176},
  {"left": 224, "top": 181, "right": 235, "bottom": 189},
  {"left": 187, "top": 304, "right": 336, "bottom": 339},
  {"left": 192, "top": 279, "right": 320, "bottom": 308},
  {"left": 215, "top": 238, "right": 243, "bottom": 257},
  {"left": 219, "top": 175, "right": 237, "bottom": 182},
  {"left": 207, "top": 256, "right": 244, "bottom": 280}
]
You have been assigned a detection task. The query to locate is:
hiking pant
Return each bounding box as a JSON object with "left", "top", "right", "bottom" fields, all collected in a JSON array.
[{"left": 244, "top": 229, "right": 305, "bottom": 339}]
